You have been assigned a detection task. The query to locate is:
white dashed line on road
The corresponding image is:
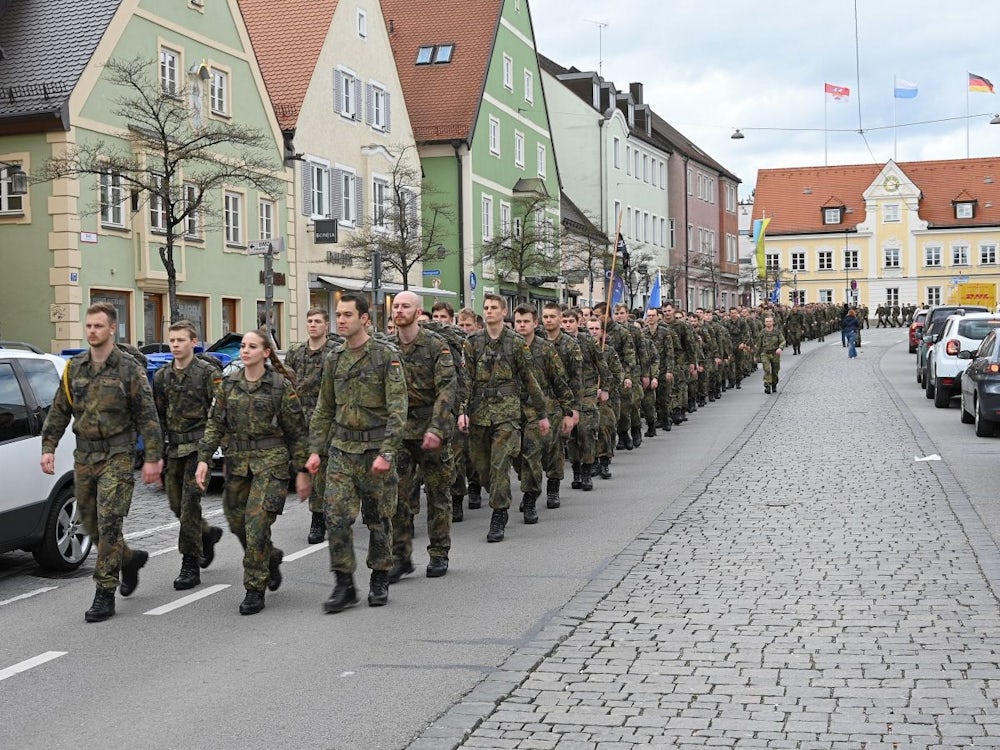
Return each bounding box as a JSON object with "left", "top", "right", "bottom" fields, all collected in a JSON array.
[
  {"left": 0, "top": 651, "right": 67, "bottom": 682},
  {"left": 0, "top": 586, "right": 59, "bottom": 608},
  {"left": 143, "top": 584, "right": 230, "bottom": 616},
  {"left": 283, "top": 543, "right": 327, "bottom": 563}
]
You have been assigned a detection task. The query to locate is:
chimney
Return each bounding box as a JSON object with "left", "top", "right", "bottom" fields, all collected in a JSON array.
[{"left": 629, "top": 82, "right": 643, "bottom": 104}]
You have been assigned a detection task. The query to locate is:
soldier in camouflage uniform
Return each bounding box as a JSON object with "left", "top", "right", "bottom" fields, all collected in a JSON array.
[
  {"left": 587, "top": 317, "right": 623, "bottom": 479},
  {"left": 644, "top": 308, "right": 673, "bottom": 433},
  {"left": 593, "top": 302, "right": 637, "bottom": 449},
  {"left": 540, "top": 301, "right": 583, "bottom": 506},
  {"left": 196, "top": 329, "right": 310, "bottom": 615},
  {"left": 512, "top": 305, "right": 576, "bottom": 524},
  {"left": 284, "top": 307, "right": 343, "bottom": 544},
  {"left": 152, "top": 320, "right": 224, "bottom": 591},
  {"left": 459, "top": 293, "right": 549, "bottom": 543},
  {"left": 562, "top": 308, "right": 610, "bottom": 491},
  {"left": 41, "top": 302, "right": 164, "bottom": 623},
  {"left": 756, "top": 315, "right": 786, "bottom": 394},
  {"left": 616, "top": 305, "right": 648, "bottom": 448},
  {"left": 307, "top": 293, "right": 407, "bottom": 612},
  {"left": 386, "top": 292, "right": 457, "bottom": 582}
]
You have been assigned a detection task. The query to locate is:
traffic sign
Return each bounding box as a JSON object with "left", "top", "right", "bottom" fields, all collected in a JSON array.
[
  {"left": 422, "top": 269, "right": 441, "bottom": 276},
  {"left": 248, "top": 237, "right": 285, "bottom": 255}
]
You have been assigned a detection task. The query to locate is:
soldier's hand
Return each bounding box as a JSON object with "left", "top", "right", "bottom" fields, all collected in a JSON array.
[
  {"left": 623, "top": 378, "right": 633, "bottom": 390},
  {"left": 697, "top": 365, "right": 704, "bottom": 373},
  {"left": 665, "top": 372, "right": 674, "bottom": 382},
  {"left": 598, "top": 389, "right": 609, "bottom": 403},
  {"left": 371, "top": 455, "right": 391, "bottom": 474},
  {"left": 40, "top": 453, "right": 55, "bottom": 475},
  {"left": 195, "top": 461, "right": 209, "bottom": 491},
  {"left": 714, "top": 358, "right": 722, "bottom": 366},
  {"left": 422, "top": 432, "right": 442, "bottom": 450},
  {"left": 538, "top": 418, "right": 551, "bottom": 437},
  {"left": 306, "top": 453, "right": 322, "bottom": 475},
  {"left": 142, "top": 460, "right": 163, "bottom": 486},
  {"left": 295, "top": 471, "right": 312, "bottom": 501},
  {"left": 688, "top": 364, "right": 696, "bottom": 376},
  {"left": 560, "top": 415, "right": 574, "bottom": 436},
  {"left": 775, "top": 348, "right": 783, "bottom": 356},
  {"left": 641, "top": 376, "right": 650, "bottom": 389},
  {"left": 650, "top": 377, "right": 658, "bottom": 390},
  {"left": 457, "top": 414, "right": 470, "bottom": 433}
]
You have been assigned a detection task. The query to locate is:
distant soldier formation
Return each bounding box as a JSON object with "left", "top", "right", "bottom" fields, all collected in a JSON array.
[{"left": 42, "top": 297, "right": 846, "bottom": 621}]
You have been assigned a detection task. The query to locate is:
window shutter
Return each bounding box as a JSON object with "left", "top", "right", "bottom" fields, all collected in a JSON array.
[
  {"left": 385, "top": 92, "right": 392, "bottom": 132},
  {"left": 365, "top": 84, "right": 374, "bottom": 126},
  {"left": 325, "top": 168, "right": 334, "bottom": 218},
  {"left": 353, "top": 79, "right": 362, "bottom": 120},
  {"left": 354, "top": 180, "right": 364, "bottom": 226},
  {"left": 333, "top": 71, "right": 343, "bottom": 114},
  {"left": 331, "top": 169, "right": 343, "bottom": 219},
  {"left": 301, "top": 162, "right": 313, "bottom": 216},
  {"left": 403, "top": 188, "right": 418, "bottom": 230}
]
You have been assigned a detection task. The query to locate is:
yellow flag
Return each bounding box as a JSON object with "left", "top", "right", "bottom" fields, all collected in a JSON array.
[{"left": 754, "top": 217, "right": 771, "bottom": 280}]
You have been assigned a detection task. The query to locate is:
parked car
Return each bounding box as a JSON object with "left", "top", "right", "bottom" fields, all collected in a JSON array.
[
  {"left": 916, "top": 304, "right": 989, "bottom": 386},
  {"left": 959, "top": 330, "right": 1000, "bottom": 436},
  {"left": 908, "top": 309, "right": 928, "bottom": 353},
  {"left": 926, "top": 313, "right": 1000, "bottom": 407},
  {"left": 0, "top": 348, "right": 91, "bottom": 570}
]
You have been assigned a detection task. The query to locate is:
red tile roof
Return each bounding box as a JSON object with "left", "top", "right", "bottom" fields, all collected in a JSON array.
[
  {"left": 237, "top": 0, "right": 339, "bottom": 130},
  {"left": 755, "top": 158, "right": 1000, "bottom": 235},
  {"left": 381, "top": 0, "right": 503, "bottom": 143}
]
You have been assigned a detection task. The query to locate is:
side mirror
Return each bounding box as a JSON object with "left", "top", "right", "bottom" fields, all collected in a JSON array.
[
  {"left": 923, "top": 334, "right": 937, "bottom": 343},
  {"left": 957, "top": 350, "right": 974, "bottom": 360}
]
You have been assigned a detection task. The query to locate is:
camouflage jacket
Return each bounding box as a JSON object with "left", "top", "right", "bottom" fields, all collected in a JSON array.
[
  {"left": 421, "top": 320, "right": 468, "bottom": 409},
  {"left": 631, "top": 324, "right": 657, "bottom": 378},
  {"left": 461, "top": 327, "right": 546, "bottom": 427},
  {"left": 544, "top": 330, "right": 584, "bottom": 408},
  {"left": 42, "top": 347, "right": 163, "bottom": 463},
  {"left": 646, "top": 323, "right": 674, "bottom": 376},
  {"left": 757, "top": 328, "right": 786, "bottom": 355},
  {"left": 390, "top": 327, "right": 457, "bottom": 442},
  {"left": 197, "top": 368, "right": 308, "bottom": 476},
  {"left": 526, "top": 336, "right": 575, "bottom": 421},
  {"left": 309, "top": 336, "right": 407, "bottom": 455},
  {"left": 604, "top": 319, "right": 639, "bottom": 379},
  {"left": 153, "top": 356, "right": 222, "bottom": 458},
  {"left": 574, "top": 331, "right": 612, "bottom": 401},
  {"left": 605, "top": 346, "right": 625, "bottom": 401},
  {"left": 285, "top": 338, "right": 340, "bottom": 417}
]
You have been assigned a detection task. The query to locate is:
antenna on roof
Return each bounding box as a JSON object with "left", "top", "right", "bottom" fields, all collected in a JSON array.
[{"left": 583, "top": 19, "right": 608, "bottom": 77}]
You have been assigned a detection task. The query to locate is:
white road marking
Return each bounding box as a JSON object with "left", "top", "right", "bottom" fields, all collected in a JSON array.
[
  {"left": 124, "top": 508, "right": 224, "bottom": 541},
  {"left": 150, "top": 546, "right": 176, "bottom": 558},
  {"left": 0, "top": 651, "right": 67, "bottom": 682},
  {"left": 284, "top": 543, "right": 328, "bottom": 563},
  {"left": 0, "top": 586, "right": 59, "bottom": 608},
  {"left": 143, "top": 584, "right": 230, "bottom": 616}
]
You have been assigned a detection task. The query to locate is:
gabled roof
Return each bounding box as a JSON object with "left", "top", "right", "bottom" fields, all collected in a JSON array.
[
  {"left": 0, "top": 0, "right": 121, "bottom": 129},
  {"left": 381, "top": 0, "right": 503, "bottom": 144},
  {"left": 754, "top": 157, "right": 1000, "bottom": 235},
  {"left": 561, "top": 190, "right": 608, "bottom": 242},
  {"left": 238, "top": 0, "right": 339, "bottom": 131}
]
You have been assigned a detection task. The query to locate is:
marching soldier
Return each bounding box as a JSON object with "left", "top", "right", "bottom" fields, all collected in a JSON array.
[
  {"left": 540, "top": 301, "right": 584, "bottom": 507},
  {"left": 562, "top": 307, "right": 610, "bottom": 491},
  {"left": 757, "top": 315, "right": 785, "bottom": 394}
]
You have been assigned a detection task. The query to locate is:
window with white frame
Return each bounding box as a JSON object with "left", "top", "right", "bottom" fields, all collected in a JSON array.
[
  {"left": 0, "top": 164, "right": 23, "bottom": 213},
  {"left": 149, "top": 173, "right": 167, "bottom": 232},
  {"left": 818, "top": 250, "right": 833, "bottom": 270},
  {"left": 981, "top": 243, "right": 997, "bottom": 264},
  {"left": 883, "top": 203, "right": 900, "bottom": 222},
  {"left": 956, "top": 202, "right": 974, "bottom": 219},
  {"left": 791, "top": 251, "right": 805, "bottom": 271},
  {"left": 633, "top": 151, "right": 640, "bottom": 179},
  {"left": 160, "top": 47, "right": 179, "bottom": 96},
  {"left": 367, "top": 82, "right": 391, "bottom": 131},
  {"left": 536, "top": 144, "right": 546, "bottom": 177},
  {"left": 925, "top": 246, "right": 942, "bottom": 267},
  {"left": 224, "top": 191, "right": 243, "bottom": 245},
  {"left": 643, "top": 212, "right": 650, "bottom": 243},
  {"left": 183, "top": 183, "right": 199, "bottom": 237},
  {"left": 883, "top": 247, "right": 900, "bottom": 268},
  {"left": 372, "top": 178, "right": 390, "bottom": 230},
  {"left": 824, "top": 207, "right": 842, "bottom": 224},
  {"left": 886, "top": 288, "right": 899, "bottom": 306},
  {"left": 650, "top": 215, "right": 658, "bottom": 246},
  {"left": 662, "top": 219, "right": 668, "bottom": 249},
  {"left": 209, "top": 68, "right": 229, "bottom": 116},
  {"left": 613, "top": 200, "right": 621, "bottom": 231},
  {"left": 625, "top": 146, "right": 631, "bottom": 175},
  {"left": 514, "top": 131, "right": 524, "bottom": 168},
  {"left": 500, "top": 201, "right": 511, "bottom": 235},
  {"left": 335, "top": 68, "right": 361, "bottom": 120},
  {"left": 650, "top": 161, "right": 657, "bottom": 188},
  {"left": 489, "top": 116, "right": 500, "bottom": 156},
  {"left": 523, "top": 69, "right": 533, "bottom": 103},
  {"left": 725, "top": 184, "right": 736, "bottom": 212},
  {"left": 642, "top": 154, "right": 649, "bottom": 182},
  {"left": 259, "top": 199, "right": 275, "bottom": 239},
  {"left": 335, "top": 168, "right": 359, "bottom": 225},
  {"left": 634, "top": 209, "right": 641, "bottom": 240},
  {"left": 927, "top": 286, "right": 942, "bottom": 306},
  {"left": 819, "top": 289, "right": 833, "bottom": 303},
  {"left": 502, "top": 54, "right": 513, "bottom": 90},
  {"left": 686, "top": 168, "right": 693, "bottom": 195},
  {"left": 669, "top": 218, "right": 675, "bottom": 249},
  {"left": 765, "top": 253, "right": 779, "bottom": 271},
  {"left": 357, "top": 8, "right": 367, "bottom": 38},
  {"left": 952, "top": 243, "right": 969, "bottom": 265},
  {"left": 659, "top": 162, "right": 666, "bottom": 189},
  {"left": 307, "top": 160, "right": 330, "bottom": 219},
  {"left": 613, "top": 137, "right": 621, "bottom": 169},
  {"left": 481, "top": 194, "right": 493, "bottom": 241},
  {"left": 623, "top": 206, "right": 631, "bottom": 238},
  {"left": 100, "top": 168, "right": 125, "bottom": 227},
  {"left": 727, "top": 233, "right": 738, "bottom": 263},
  {"left": 844, "top": 249, "right": 859, "bottom": 269}
]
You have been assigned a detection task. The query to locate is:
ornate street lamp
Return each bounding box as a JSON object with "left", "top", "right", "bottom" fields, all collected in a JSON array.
[{"left": 1, "top": 162, "right": 28, "bottom": 196}]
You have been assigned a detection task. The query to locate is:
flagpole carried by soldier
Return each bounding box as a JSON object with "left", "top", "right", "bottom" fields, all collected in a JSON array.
[{"left": 41, "top": 302, "right": 165, "bottom": 623}]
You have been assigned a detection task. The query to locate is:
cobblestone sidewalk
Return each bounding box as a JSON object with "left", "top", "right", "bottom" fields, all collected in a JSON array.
[{"left": 411, "top": 334, "right": 1000, "bottom": 749}]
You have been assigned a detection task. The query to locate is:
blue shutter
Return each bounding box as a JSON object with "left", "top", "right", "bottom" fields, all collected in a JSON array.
[{"left": 301, "top": 162, "right": 313, "bottom": 216}]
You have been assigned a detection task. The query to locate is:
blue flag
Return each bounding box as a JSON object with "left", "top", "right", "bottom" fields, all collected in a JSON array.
[
  {"left": 611, "top": 273, "right": 626, "bottom": 306},
  {"left": 769, "top": 277, "right": 781, "bottom": 304},
  {"left": 646, "top": 270, "right": 662, "bottom": 311}
]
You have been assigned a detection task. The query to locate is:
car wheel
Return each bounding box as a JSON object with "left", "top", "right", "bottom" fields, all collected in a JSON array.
[
  {"left": 917, "top": 363, "right": 923, "bottom": 385},
  {"left": 975, "top": 398, "right": 996, "bottom": 438},
  {"left": 31, "top": 486, "right": 92, "bottom": 571},
  {"left": 961, "top": 392, "right": 975, "bottom": 424},
  {"left": 925, "top": 370, "right": 935, "bottom": 399},
  {"left": 933, "top": 380, "right": 952, "bottom": 408}
]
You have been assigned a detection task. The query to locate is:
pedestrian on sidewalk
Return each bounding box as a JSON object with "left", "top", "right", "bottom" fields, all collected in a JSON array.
[
  {"left": 842, "top": 308, "right": 860, "bottom": 359},
  {"left": 756, "top": 315, "right": 784, "bottom": 394}
]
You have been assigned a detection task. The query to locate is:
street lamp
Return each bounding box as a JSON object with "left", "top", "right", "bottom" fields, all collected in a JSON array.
[{"left": 0, "top": 162, "right": 28, "bottom": 196}]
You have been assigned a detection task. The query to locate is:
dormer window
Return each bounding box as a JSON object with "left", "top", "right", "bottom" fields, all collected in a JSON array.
[
  {"left": 955, "top": 201, "right": 975, "bottom": 219},
  {"left": 416, "top": 44, "right": 454, "bottom": 65},
  {"left": 823, "top": 207, "right": 843, "bottom": 225}
]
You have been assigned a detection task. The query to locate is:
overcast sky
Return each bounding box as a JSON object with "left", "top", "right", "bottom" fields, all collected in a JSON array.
[{"left": 530, "top": 0, "right": 1000, "bottom": 199}]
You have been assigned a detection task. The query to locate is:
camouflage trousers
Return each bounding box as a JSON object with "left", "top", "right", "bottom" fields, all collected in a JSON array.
[
  {"left": 394, "top": 440, "right": 454, "bottom": 562},
  {"left": 597, "top": 398, "right": 617, "bottom": 459},
  {"left": 616, "top": 384, "right": 640, "bottom": 435},
  {"left": 671, "top": 371, "right": 689, "bottom": 412},
  {"left": 468, "top": 422, "right": 519, "bottom": 511},
  {"left": 325, "top": 448, "right": 397, "bottom": 573},
  {"left": 164, "top": 453, "right": 211, "bottom": 558},
  {"left": 641, "top": 384, "right": 657, "bottom": 426},
  {"left": 223, "top": 469, "right": 284, "bottom": 593},
  {"left": 515, "top": 418, "right": 564, "bottom": 494},
  {"left": 761, "top": 351, "right": 781, "bottom": 386},
  {"left": 656, "top": 375, "right": 673, "bottom": 422},
  {"left": 450, "top": 431, "right": 468, "bottom": 499},
  {"left": 308, "top": 455, "right": 328, "bottom": 515},
  {"left": 75, "top": 451, "right": 139, "bottom": 591},
  {"left": 568, "top": 401, "right": 598, "bottom": 465}
]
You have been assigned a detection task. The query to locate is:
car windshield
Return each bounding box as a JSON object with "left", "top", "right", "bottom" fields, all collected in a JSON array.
[{"left": 957, "top": 319, "right": 1000, "bottom": 340}]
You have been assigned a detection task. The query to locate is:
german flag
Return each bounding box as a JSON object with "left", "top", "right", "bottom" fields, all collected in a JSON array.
[{"left": 969, "top": 72, "right": 995, "bottom": 93}]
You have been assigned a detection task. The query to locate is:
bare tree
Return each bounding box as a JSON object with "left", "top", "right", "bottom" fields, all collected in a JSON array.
[
  {"left": 561, "top": 209, "right": 611, "bottom": 305},
  {"left": 696, "top": 253, "right": 722, "bottom": 308},
  {"left": 41, "top": 57, "right": 283, "bottom": 322},
  {"left": 481, "top": 192, "right": 561, "bottom": 301},
  {"left": 342, "top": 145, "right": 453, "bottom": 289}
]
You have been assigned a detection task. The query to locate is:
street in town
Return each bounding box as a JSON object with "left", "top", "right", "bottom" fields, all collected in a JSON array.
[{"left": 3, "top": 327, "right": 1000, "bottom": 748}]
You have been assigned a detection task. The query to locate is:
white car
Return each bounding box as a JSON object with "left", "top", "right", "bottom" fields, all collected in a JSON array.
[
  {"left": 926, "top": 312, "right": 1000, "bottom": 409},
  {"left": 0, "top": 345, "right": 91, "bottom": 570}
]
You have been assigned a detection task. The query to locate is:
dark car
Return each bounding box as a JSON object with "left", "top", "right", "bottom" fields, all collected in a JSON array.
[
  {"left": 959, "top": 329, "right": 1000, "bottom": 437},
  {"left": 916, "top": 304, "right": 989, "bottom": 386},
  {"left": 908, "top": 309, "right": 928, "bottom": 353}
]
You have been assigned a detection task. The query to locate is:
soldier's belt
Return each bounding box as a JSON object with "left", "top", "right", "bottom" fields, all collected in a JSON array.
[
  {"left": 333, "top": 424, "right": 387, "bottom": 442},
  {"left": 478, "top": 383, "right": 517, "bottom": 397},
  {"left": 166, "top": 429, "right": 205, "bottom": 444},
  {"left": 228, "top": 436, "right": 285, "bottom": 451},
  {"left": 76, "top": 432, "right": 135, "bottom": 453},
  {"left": 406, "top": 405, "right": 434, "bottom": 419}
]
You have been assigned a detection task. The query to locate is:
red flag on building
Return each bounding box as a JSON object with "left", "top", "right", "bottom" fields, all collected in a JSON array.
[{"left": 824, "top": 82, "right": 850, "bottom": 102}]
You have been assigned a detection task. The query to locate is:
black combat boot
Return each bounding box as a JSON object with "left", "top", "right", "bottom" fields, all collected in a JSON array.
[
  {"left": 580, "top": 465, "right": 594, "bottom": 491},
  {"left": 631, "top": 424, "right": 643, "bottom": 447},
  {"left": 571, "top": 462, "right": 582, "bottom": 489},
  {"left": 735, "top": 379, "right": 742, "bottom": 390},
  {"left": 467, "top": 484, "right": 482, "bottom": 510},
  {"left": 645, "top": 421, "right": 657, "bottom": 438},
  {"left": 451, "top": 496, "right": 464, "bottom": 522},
  {"left": 623, "top": 430, "right": 633, "bottom": 450},
  {"left": 119, "top": 549, "right": 148, "bottom": 597},
  {"left": 426, "top": 556, "right": 449, "bottom": 578},
  {"left": 307, "top": 512, "right": 326, "bottom": 544},
  {"left": 368, "top": 570, "right": 389, "bottom": 607},
  {"left": 323, "top": 571, "right": 358, "bottom": 613},
  {"left": 84, "top": 587, "right": 116, "bottom": 623},
  {"left": 200, "top": 525, "right": 223, "bottom": 569},
  {"left": 616, "top": 432, "right": 626, "bottom": 451},
  {"left": 173, "top": 554, "right": 201, "bottom": 590},
  {"left": 672, "top": 409, "right": 684, "bottom": 425},
  {"left": 267, "top": 549, "right": 283, "bottom": 592},
  {"left": 239, "top": 589, "right": 265, "bottom": 615},
  {"left": 387, "top": 557, "right": 414, "bottom": 584},
  {"left": 487, "top": 509, "right": 508, "bottom": 542},
  {"left": 708, "top": 392, "right": 716, "bottom": 402},
  {"left": 546, "top": 478, "right": 561, "bottom": 509},
  {"left": 765, "top": 384, "right": 771, "bottom": 394},
  {"left": 599, "top": 457, "right": 612, "bottom": 479},
  {"left": 522, "top": 493, "right": 539, "bottom": 524},
  {"left": 660, "top": 416, "right": 672, "bottom": 432}
]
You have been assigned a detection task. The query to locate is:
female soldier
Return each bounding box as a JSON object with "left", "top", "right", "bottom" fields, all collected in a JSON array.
[{"left": 195, "top": 329, "right": 311, "bottom": 615}]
